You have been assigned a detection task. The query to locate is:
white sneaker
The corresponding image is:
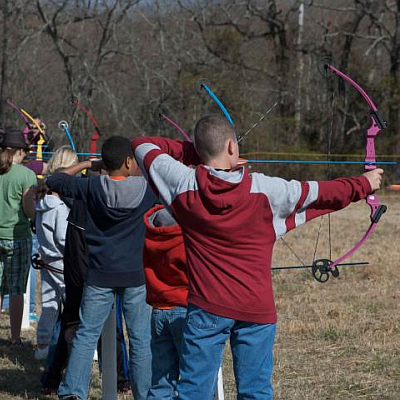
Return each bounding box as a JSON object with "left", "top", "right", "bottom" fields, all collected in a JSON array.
[{"left": 34, "top": 346, "right": 49, "bottom": 360}]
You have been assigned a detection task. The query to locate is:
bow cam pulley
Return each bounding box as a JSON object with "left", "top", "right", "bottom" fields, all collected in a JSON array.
[{"left": 311, "top": 259, "right": 339, "bottom": 283}]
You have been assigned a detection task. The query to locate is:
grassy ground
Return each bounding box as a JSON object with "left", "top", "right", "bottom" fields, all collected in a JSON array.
[{"left": 0, "top": 194, "right": 399, "bottom": 399}]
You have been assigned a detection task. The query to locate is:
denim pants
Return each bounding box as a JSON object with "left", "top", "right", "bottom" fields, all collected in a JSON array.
[
  {"left": 147, "top": 306, "right": 187, "bottom": 400},
  {"left": 58, "top": 283, "right": 152, "bottom": 400},
  {"left": 176, "top": 304, "right": 276, "bottom": 400}
]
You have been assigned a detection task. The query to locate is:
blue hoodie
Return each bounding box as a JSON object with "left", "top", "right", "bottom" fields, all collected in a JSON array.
[{"left": 46, "top": 173, "right": 156, "bottom": 287}]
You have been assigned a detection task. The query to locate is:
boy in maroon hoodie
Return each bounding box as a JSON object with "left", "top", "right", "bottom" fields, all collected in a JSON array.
[
  {"left": 132, "top": 115, "right": 384, "bottom": 400},
  {"left": 143, "top": 204, "right": 187, "bottom": 399}
]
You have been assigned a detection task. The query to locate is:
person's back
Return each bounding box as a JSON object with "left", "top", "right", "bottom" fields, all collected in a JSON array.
[
  {"left": 156, "top": 165, "right": 282, "bottom": 322},
  {"left": 47, "top": 165, "right": 154, "bottom": 288},
  {"left": 0, "top": 163, "right": 36, "bottom": 239},
  {"left": 34, "top": 146, "right": 78, "bottom": 361},
  {"left": 132, "top": 114, "right": 384, "bottom": 400},
  {"left": 47, "top": 136, "right": 156, "bottom": 400},
  {"left": 0, "top": 129, "right": 36, "bottom": 345}
]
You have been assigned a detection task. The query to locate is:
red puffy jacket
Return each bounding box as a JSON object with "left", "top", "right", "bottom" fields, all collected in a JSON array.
[{"left": 143, "top": 205, "right": 188, "bottom": 308}]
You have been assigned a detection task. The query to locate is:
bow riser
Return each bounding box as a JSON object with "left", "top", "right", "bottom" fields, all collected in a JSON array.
[{"left": 365, "top": 123, "right": 379, "bottom": 170}]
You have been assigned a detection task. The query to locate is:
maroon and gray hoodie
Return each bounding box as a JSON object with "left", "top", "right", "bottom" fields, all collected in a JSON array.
[{"left": 132, "top": 137, "right": 372, "bottom": 324}]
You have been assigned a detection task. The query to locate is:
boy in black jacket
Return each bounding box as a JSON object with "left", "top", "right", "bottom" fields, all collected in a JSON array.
[{"left": 47, "top": 136, "right": 156, "bottom": 400}]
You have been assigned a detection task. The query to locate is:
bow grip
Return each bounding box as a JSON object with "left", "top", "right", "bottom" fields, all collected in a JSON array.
[{"left": 371, "top": 204, "right": 387, "bottom": 223}]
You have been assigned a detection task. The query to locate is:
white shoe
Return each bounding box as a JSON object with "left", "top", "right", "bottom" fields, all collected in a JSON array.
[
  {"left": 93, "top": 349, "right": 98, "bottom": 361},
  {"left": 34, "top": 346, "right": 49, "bottom": 360}
]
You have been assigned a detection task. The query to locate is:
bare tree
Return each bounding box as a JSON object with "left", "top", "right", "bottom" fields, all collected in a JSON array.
[
  {"left": 0, "top": 0, "right": 45, "bottom": 124},
  {"left": 35, "top": 0, "right": 142, "bottom": 150}
]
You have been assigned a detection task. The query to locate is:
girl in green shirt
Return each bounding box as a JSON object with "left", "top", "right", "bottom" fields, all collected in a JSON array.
[{"left": 0, "top": 128, "right": 36, "bottom": 344}]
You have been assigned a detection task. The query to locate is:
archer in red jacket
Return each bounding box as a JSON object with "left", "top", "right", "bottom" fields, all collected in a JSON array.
[
  {"left": 133, "top": 114, "right": 384, "bottom": 400},
  {"left": 143, "top": 205, "right": 187, "bottom": 399}
]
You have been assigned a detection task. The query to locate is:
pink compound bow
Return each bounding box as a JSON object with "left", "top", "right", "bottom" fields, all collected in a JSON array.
[{"left": 310, "top": 61, "right": 387, "bottom": 283}]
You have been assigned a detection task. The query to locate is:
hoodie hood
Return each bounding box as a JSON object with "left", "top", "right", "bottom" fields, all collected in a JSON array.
[
  {"left": 143, "top": 204, "right": 188, "bottom": 308},
  {"left": 144, "top": 205, "right": 181, "bottom": 235},
  {"left": 194, "top": 165, "right": 248, "bottom": 215},
  {"left": 36, "top": 195, "right": 66, "bottom": 213},
  {"left": 144, "top": 205, "right": 183, "bottom": 258}
]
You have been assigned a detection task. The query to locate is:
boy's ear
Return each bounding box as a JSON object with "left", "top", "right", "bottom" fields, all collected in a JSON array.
[
  {"left": 227, "top": 139, "right": 236, "bottom": 155},
  {"left": 126, "top": 155, "right": 138, "bottom": 171}
]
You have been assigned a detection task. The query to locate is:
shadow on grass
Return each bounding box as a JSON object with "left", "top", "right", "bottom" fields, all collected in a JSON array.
[{"left": 0, "top": 337, "right": 54, "bottom": 400}]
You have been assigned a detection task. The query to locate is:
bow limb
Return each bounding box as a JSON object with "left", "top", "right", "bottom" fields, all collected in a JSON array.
[
  {"left": 58, "top": 121, "right": 77, "bottom": 152},
  {"left": 323, "top": 64, "right": 387, "bottom": 270},
  {"left": 161, "top": 114, "right": 192, "bottom": 142},
  {"left": 6, "top": 99, "right": 49, "bottom": 143},
  {"left": 19, "top": 106, "right": 48, "bottom": 178},
  {"left": 76, "top": 104, "right": 101, "bottom": 153},
  {"left": 199, "top": 82, "right": 277, "bottom": 144},
  {"left": 200, "top": 82, "right": 235, "bottom": 128},
  {"left": 6, "top": 100, "right": 49, "bottom": 178},
  {"left": 6, "top": 99, "right": 30, "bottom": 127},
  {"left": 71, "top": 97, "right": 103, "bottom": 155},
  {"left": 20, "top": 108, "right": 49, "bottom": 143},
  {"left": 6, "top": 99, "right": 37, "bottom": 141}
]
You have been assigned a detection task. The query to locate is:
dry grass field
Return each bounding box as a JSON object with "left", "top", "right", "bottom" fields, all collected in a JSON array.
[{"left": 0, "top": 194, "right": 399, "bottom": 399}]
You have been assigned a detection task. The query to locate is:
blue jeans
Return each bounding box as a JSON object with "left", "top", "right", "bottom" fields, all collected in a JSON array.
[
  {"left": 176, "top": 304, "right": 276, "bottom": 400},
  {"left": 147, "top": 307, "right": 187, "bottom": 400},
  {"left": 58, "top": 283, "right": 152, "bottom": 400}
]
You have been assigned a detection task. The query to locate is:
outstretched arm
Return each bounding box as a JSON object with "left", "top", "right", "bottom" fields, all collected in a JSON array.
[
  {"left": 45, "top": 160, "right": 102, "bottom": 200},
  {"left": 132, "top": 137, "right": 201, "bottom": 167},
  {"left": 132, "top": 137, "right": 201, "bottom": 206},
  {"left": 57, "top": 159, "right": 102, "bottom": 176},
  {"left": 252, "top": 172, "right": 375, "bottom": 239}
]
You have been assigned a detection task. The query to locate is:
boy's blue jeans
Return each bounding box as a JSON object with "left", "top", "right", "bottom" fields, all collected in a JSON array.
[
  {"left": 58, "top": 283, "right": 152, "bottom": 400},
  {"left": 176, "top": 304, "right": 276, "bottom": 400},
  {"left": 147, "top": 306, "right": 187, "bottom": 400}
]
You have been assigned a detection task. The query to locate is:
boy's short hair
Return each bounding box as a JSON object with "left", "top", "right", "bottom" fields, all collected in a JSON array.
[
  {"left": 194, "top": 115, "right": 237, "bottom": 162},
  {"left": 101, "top": 136, "right": 134, "bottom": 171}
]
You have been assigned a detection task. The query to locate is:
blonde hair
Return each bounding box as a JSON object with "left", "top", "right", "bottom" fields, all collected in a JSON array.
[{"left": 48, "top": 146, "right": 78, "bottom": 174}]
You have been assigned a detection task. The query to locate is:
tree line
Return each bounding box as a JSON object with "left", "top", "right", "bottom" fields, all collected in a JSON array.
[{"left": 1, "top": 0, "right": 399, "bottom": 181}]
